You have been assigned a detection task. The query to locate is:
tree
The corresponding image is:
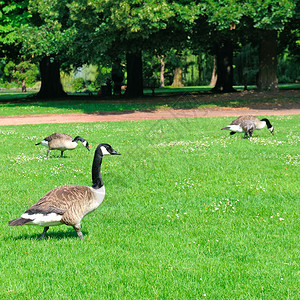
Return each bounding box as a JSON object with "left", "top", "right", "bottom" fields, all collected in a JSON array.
[
  {"left": 0, "top": 0, "right": 30, "bottom": 56},
  {"left": 69, "top": 0, "right": 198, "bottom": 97},
  {"left": 0, "top": 0, "right": 34, "bottom": 91},
  {"left": 242, "top": 0, "right": 297, "bottom": 91},
  {"left": 18, "top": 0, "right": 77, "bottom": 98},
  {"left": 193, "top": 0, "right": 297, "bottom": 92},
  {"left": 4, "top": 60, "right": 39, "bottom": 91}
]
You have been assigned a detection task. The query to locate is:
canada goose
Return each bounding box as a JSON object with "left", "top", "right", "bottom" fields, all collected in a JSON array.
[
  {"left": 9, "top": 143, "right": 121, "bottom": 240},
  {"left": 221, "top": 115, "right": 274, "bottom": 138},
  {"left": 36, "top": 133, "right": 90, "bottom": 158}
]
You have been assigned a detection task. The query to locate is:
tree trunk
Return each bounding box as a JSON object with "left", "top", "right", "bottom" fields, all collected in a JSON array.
[
  {"left": 160, "top": 55, "right": 165, "bottom": 88},
  {"left": 171, "top": 67, "right": 184, "bottom": 87},
  {"left": 21, "top": 80, "right": 26, "bottom": 92},
  {"left": 125, "top": 51, "right": 144, "bottom": 97},
  {"left": 36, "top": 56, "right": 67, "bottom": 99},
  {"left": 256, "top": 30, "right": 278, "bottom": 91},
  {"left": 209, "top": 56, "right": 217, "bottom": 87},
  {"left": 212, "top": 41, "right": 235, "bottom": 92}
]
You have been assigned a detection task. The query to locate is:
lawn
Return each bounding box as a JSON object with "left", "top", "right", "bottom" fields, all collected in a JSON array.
[
  {"left": 0, "top": 115, "right": 299, "bottom": 299},
  {"left": 0, "top": 86, "right": 299, "bottom": 116}
]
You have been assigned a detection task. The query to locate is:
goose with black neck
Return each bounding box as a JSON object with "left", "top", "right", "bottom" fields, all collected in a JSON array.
[
  {"left": 221, "top": 115, "right": 274, "bottom": 138},
  {"left": 9, "top": 143, "right": 121, "bottom": 240}
]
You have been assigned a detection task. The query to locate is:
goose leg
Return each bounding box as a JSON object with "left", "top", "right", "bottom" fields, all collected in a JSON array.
[
  {"left": 244, "top": 132, "right": 249, "bottom": 139},
  {"left": 73, "top": 224, "right": 83, "bottom": 240},
  {"left": 60, "top": 151, "right": 64, "bottom": 158},
  {"left": 249, "top": 129, "right": 253, "bottom": 138},
  {"left": 39, "top": 226, "right": 49, "bottom": 240},
  {"left": 46, "top": 149, "right": 50, "bottom": 158}
]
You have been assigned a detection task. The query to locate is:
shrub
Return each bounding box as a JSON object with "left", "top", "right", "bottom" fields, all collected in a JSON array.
[{"left": 73, "top": 77, "right": 85, "bottom": 91}]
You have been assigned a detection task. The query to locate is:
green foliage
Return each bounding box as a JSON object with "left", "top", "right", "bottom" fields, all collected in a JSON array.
[
  {"left": 277, "top": 50, "right": 300, "bottom": 83},
  {"left": 72, "top": 77, "right": 85, "bottom": 91},
  {"left": 3, "top": 60, "right": 39, "bottom": 85},
  {"left": 1, "top": 0, "right": 300, "bottom": 92},
  {"left": 17, "top": 0, "right": 75, "bottom": 62},
  {"left": 202, "top": 0, "right": 297, "bottom": 30},
  {"left": 0, "top": 0, "right": 31, "bottom": 46},
  {"left": 242, "top": 0, "right": 296, "bottom": 30},
  {"left": 95, "top": 66, "right": 112, "bottom": 88},
  {"left": 69, "top": 0, "right": 198, "bottom": 60},
  {"left": 0, "top": 115, "right": 299, "bottom": 298}
]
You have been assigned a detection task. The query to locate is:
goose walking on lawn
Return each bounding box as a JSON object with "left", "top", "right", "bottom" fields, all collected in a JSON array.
[
  {"left": 9, "top": 143, "right": 121, "bottom": 240},
  {"left": 221, "top": 115, "right": 274, "bottom": 138},
  {"left": 36, "top": 133, "right": 90, "bottom": 158}
]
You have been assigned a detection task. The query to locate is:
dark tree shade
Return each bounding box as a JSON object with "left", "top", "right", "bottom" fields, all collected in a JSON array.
[
  {"left": 212, "top": 41, "right": 235, "bottom": 93},
  {"left": 125, "top": 52, "right": 144, "bottom": 98},
  {"left": 256, "top": 30, "right": 278, "bottom": 91},
  {"left": 37, "top": 57, "right": 67, "bottom": 98}
]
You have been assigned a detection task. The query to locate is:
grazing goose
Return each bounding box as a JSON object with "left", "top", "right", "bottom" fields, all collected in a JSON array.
[
  {"left": 9, "top": 143, "right": 121, "bottom": 240},
  {"left": 36, "top": 133, "right": 90, "bottom": 158},
  {"left": 221, "top": 115, "right": 274, "bottom": 138}
]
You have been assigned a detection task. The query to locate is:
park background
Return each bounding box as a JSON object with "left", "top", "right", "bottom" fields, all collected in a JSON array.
[{"left": 0, "top": 1, "right": 299, "bottom": 300}]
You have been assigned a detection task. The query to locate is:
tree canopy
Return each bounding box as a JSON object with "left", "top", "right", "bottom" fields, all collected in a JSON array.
[{"left": 1, "top": 0, "right": 299, "bottom": 96}]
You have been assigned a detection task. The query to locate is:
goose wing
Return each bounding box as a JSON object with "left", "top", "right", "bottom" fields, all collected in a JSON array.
[
  {"left": 230, "top": 115, "right": 259, "bottom": 125},
  {"left": 18, "top": 185, "right": 94, "bottom": 226},
  {"left": 26, "top": 185, "right": 92, "bottom": 215},
  {"left": 45, "top": 133, "right": 73, "bottom": 142}
]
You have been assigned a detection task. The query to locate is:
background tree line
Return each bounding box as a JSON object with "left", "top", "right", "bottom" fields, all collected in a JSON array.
[{"left": 0, "top": 0, "right": 299, "bottom": 98}]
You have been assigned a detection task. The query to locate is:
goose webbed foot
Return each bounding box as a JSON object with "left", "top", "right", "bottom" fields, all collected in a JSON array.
[
  {"left": 230, "top": 132, "right": 236, "bottom": 135},
  {"left": 73, "top": 224, "right": 83, "bottom": 240},
  {"left": 39, "top": 226, "right": 49, "bottom": 240}
]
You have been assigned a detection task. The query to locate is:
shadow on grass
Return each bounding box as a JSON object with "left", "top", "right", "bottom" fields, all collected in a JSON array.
[
  {"left": 6, "top": 228, "right": 89, "bottom": 241},
  {"left": 0, "top": 87, "right": 299, "bottom": 116}
]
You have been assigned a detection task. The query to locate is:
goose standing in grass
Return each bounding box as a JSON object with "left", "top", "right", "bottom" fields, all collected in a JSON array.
[
  {"left": 9, "top": 143, "right": 121, "bottom": 240},
  {"left": 221, "top": 115, "right": 274, "bottom": 138},
  {"left": 36, "top": 133, "right": 90, "bottom": 158}
]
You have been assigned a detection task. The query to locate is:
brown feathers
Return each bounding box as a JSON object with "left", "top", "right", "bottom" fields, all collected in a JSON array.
[
  {"left": 36, "top": 133, "right": 90, "bottom": 158},
  {"left": 9, "top": 218, "right": 32, "bottom": 227}
]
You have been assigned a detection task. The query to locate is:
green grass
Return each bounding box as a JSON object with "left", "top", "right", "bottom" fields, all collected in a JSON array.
[
  {"left": 0, "top": 85, "right": 299, "bottom": 116},
  {"left": 0, "top": 115, "right": 299, "bottom": 299}
]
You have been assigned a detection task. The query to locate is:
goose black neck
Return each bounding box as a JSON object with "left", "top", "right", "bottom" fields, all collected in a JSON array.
[
  {"left": 261, "top": 118, "right": 272, "bottom": 128},
  {"left": 73, "top": 136, "right": 84, "bottom": 143},
  {"left": 91, "top": 149, "right": 104, "bottom": 189}
]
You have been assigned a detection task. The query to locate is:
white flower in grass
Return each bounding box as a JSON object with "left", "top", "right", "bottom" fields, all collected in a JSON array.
[{"left": 279, "top": 218, "right": 284, "bottom": 221}]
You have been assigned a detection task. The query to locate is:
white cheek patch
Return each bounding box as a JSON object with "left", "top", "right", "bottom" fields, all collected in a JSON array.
[
  {"left": 82, "top": 141, "right": 87, "bottom": 147},
  {"left": 21, "top": 213, "right": 62, "bottom": 226},
  {"left": 269, "top": 126, "right": 274, "bottom": 132},
  {"left": 41, "top": 140, "right": 49, "bottom": 147},
  {"left": 100, "top": 146, "right": 111, "bottom": 155}
]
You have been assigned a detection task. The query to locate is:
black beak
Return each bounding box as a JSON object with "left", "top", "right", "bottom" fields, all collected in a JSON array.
[{"left": 112, "top": 150, "right": 121, "bottom": 155}]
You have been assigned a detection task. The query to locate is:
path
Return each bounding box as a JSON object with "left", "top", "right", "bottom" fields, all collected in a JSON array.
[{"left": 0, "top": 106, "right": 299, "bottom": 126}]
